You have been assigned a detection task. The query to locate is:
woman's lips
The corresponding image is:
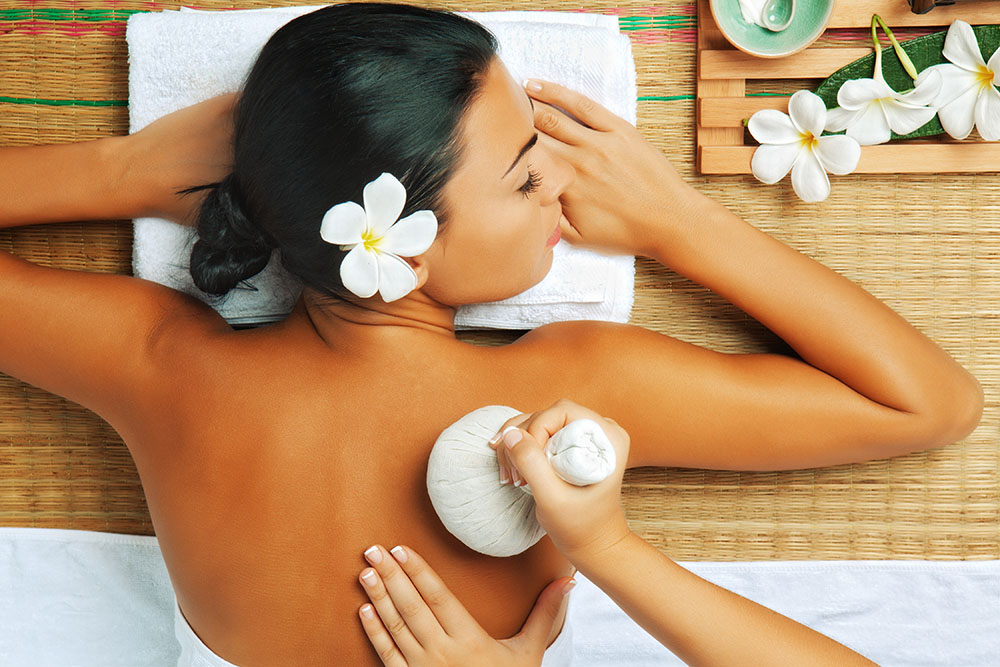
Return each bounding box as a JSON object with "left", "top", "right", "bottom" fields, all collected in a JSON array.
[{"left": 546, "top": 219, "right": 562, "bottom": 247}]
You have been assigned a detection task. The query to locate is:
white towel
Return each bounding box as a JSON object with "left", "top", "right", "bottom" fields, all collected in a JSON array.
[
  {"left": 126, "top": 6, "right": 636, "bottom": 329},
  {"left": 1, "top": 527, "right": 997, "bottom": 666}
]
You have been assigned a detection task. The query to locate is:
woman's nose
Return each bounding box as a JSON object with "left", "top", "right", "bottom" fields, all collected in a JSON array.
[{"left": 540, "top": 153, "right": 575, "bottom": 206}]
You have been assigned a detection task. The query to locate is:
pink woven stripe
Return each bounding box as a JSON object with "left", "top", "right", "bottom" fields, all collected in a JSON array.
[{"left": 628, "top": 28, "right": 696, "bottom": 44}]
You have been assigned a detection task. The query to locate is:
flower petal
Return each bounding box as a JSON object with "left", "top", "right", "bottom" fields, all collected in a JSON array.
[
  {"left": 942, "top": 20, "right": 986, "bottom": 72},
  {"left": 375, "top": 252, "right": 418, "bottom": 303},
  {"left": 975, "top": 85, "right": 1000, "bottom": 141},
  {"left": 364, "top": 173, "right": 407, "bottom": 237},
  {"left": 340, "top": 244, "right": 379, "bottom": 299},
  {"left": 882, "top": 99, "right": 938, "bottom": 136},
  {"left": 751, "top": 143, "right": 801, "bottom": 184},
  {"left": 845, "top": 103, "right": 892, "bottom": 146},
  {"left": 380, "top": 210, "right": 438, "bottom": 257},
  {"left": 790, "top": 150, "right": 831, "bottom": 203},
  {"left": 919, "top": 63, "right": 980, "bottom": 107},
  {"left": 319, "top": 201, "right": 366, "bottom": 245},
  {"left": 988, "top": 46, "right": 1000, "bottom": 86},
  {"left": 937, "top": 82, "right": 981, "bottom": 140},
  {"left": 837, "top": 78, "right": 893, "bottom": 110},
  {"left": 825, "top": 106, "right": 861, "bottom": 133},
  {"left": 898, "top": 68, "right": 942, "bottom": 107},
  {"left": 814, "top": 135, "right": 860, "bottom": 176},
  {"left": 788, "top": 90, "right": 827, "bottom": 138},
  {"left": 748, "top": 109, "right": 801, "bottom": 144}
]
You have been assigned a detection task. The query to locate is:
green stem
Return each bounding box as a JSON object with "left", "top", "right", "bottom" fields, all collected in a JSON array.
[
  {"left": 873, "top": 14, "right": 920, "bottom": 81},
  {"left": 870, "top": 15, "right": 883, "bottom": 83}
]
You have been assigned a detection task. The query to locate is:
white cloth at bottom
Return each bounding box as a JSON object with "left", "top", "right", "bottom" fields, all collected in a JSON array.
[{"left": 1, "top": 527, "right": 998, "bottom": 666}]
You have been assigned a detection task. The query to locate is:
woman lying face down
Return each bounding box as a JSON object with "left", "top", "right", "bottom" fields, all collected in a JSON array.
[{"left": 0, "top": 1, "right": 983, "bottom": 666}]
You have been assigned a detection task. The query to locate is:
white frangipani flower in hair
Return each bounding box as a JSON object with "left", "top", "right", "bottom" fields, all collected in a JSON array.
[
  {"left": 825, "top": 17, "right": 942, "bottom": 146},
  {"left": 749, "top": 90, "right": 861, "bottom": 203},
  {"left": 915, "top": 20, "right": 1000, "bottom": 141},
  {"left": 319, "top": 173, "right": 437, "bottom": 303}
]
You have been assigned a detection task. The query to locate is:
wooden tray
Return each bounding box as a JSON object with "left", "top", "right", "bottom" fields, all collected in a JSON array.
[{"left": 696, "top": 0, "right": 1000, "bottom": 174}]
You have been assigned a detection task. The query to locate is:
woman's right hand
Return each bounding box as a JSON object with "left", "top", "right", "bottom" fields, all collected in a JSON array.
[
  {"left": 489, "top": 399, "right": 633, "bottom": 564},
  {"left": 526, "top": 79, "right": 698, "bottom": 258}
]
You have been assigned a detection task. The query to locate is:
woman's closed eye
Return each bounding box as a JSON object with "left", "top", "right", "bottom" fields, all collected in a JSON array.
[{"left": 519, "top": 168, "right": 542, "bottom": 198}]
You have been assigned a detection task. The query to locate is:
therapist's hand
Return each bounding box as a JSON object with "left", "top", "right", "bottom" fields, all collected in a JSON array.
[
  {"left": 525, "top": 79, "right": 698, "bottom": 258},
  {"left": 490, "top": 399, "right": 633, "bottom": 565},
  {"left": 357, "top": 544, "right": 573, "bottom": 666}
]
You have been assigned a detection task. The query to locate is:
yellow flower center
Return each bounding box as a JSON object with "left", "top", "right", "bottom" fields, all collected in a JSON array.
[
  {"left": 977, "top": 65, "right": 996, "bottom": 90},
  {"left": 800, "top": 131, "right": 819, "bottom": 151},
  {"left": 361, "top": 228, "right": 383, "bottom": 253}
]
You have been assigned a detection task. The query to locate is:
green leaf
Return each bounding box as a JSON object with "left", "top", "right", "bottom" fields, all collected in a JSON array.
[{"left": 814, "top": 24, "right": 1000, "bottom": 140}]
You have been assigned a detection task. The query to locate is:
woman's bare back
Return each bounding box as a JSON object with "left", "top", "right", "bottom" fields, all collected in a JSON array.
[{"left": 133, "top": 301, "right": 589, "bottom": 666}]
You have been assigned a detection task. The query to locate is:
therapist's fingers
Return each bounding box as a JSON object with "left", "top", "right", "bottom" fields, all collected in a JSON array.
[
  {"left": 359, "top": 552, "right": 424, "bottom": 657},
  {"left": 524, "top": 79, "right": 625, "bottom": 133},
  {"left": 387, "top": 545, "right": 487, "bottom": 637},
  {"left": 358, "top": 603, "right": 409, "bottom": 667},
  {"left": 363, "top": 545, "right": 447, "bottom": 647},
  {"left": 489, "top": 413, "right": 531, "bottom": 486},
  {"left": 532, "top": 99, "right": 593, "bottom": 147}
]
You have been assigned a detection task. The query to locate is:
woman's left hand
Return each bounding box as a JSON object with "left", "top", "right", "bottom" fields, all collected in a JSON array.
[
  {"left": 123, "top": 92, "right": 239, "bottom": 226},
  {"left": 357, "top": 544, "right": 573, "bottom": 666}
]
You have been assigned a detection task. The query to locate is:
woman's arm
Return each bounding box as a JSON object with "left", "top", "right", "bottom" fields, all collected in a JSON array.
[
  {"left": 518, "top": 80, "right": 982, "bottom": 470},
  {"left": 0, "top": 92, "right": 237, "bottom": 227},
  {"left": 0, "top": 96, "right": 236, "bottom": 433}
]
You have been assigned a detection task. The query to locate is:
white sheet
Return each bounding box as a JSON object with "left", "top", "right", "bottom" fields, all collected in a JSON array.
[{"left": 1, "top": 527, "right": 997, "bottom": 666}]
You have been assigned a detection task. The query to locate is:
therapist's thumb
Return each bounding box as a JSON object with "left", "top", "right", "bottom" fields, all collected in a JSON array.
[
  {"left": 504, "top": 576, "right": 574, "bottom": 657},
  {"left": 502, "top": 428, "right": 561, "bottom": 498}
]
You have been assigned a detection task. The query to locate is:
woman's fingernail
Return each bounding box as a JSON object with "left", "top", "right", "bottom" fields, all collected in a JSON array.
[
  {"left": 360, "top": 604, "right": 374, "bottom": 620},
  {"left": 523, "top": 79, "right": 543, "bottom": 93},
  {"left": 563, "top": 579, "right": 577, "bottom": 596},
  {"left": 488, "top": 432, "right": 502, "bottom": 445},
  {"left": 500, "top": 467, "right": 510, "bottom": 485},
  {"left": 364, "top": 546, "right": 382, "bottom": 565},
  {"left": 513, "top": 479, "right": 522, "bottom": 487},
  {"left": 361, "top": 569, "right": 377, "bottom": 587},
  {"left": 390, "top": 546, "right": 408, "bottom": 564},
  {"left": 502, "top": 427, "right": 522, "bottom": 448}
]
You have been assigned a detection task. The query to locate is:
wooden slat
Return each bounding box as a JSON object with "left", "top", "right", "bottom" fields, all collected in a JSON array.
[
  {"left": 700, "top": 144, "right": 1000, "bottom": 175},
  {"left": 696, "top": 0, "right": 745, "bottom": 172},
  {"left": 828, "top": 1, "right": 1000, "bottom": 29},
  {"left": 698, "top": 96, "right": 789, "bottom": 128},
  {"left": 700, "top": 48, "right": 871, "bottom": 80}
]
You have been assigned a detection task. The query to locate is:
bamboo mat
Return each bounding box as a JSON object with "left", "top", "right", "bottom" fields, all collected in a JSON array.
[{"left": 0, "top": 0, "right": 997, "bottom": 561}]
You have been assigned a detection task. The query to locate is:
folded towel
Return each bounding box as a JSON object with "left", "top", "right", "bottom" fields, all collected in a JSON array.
[
  {"left": 2, "top": 527, "right": 997, "bottom": 666},
  {"left": 127, "top": 7, "right": 636, "bottom": 329}
]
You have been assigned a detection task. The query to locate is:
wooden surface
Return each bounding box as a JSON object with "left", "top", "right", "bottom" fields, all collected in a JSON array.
[{"left": 696, "top": 0, "right": 1000, "bottom": 175}]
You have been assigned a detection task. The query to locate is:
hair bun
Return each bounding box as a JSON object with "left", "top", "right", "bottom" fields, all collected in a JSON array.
[{"left": 189, "top": 174, "right": 273, "bottom": 295}]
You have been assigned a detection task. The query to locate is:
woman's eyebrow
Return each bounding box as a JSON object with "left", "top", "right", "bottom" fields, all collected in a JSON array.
[{"left": 503, "top": 133, "right": 538, "bottom": 179}]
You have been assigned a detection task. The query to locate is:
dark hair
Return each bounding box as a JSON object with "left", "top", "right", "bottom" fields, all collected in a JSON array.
[{"left": 180, "top": 3, "right": 498, "bottom": 296}]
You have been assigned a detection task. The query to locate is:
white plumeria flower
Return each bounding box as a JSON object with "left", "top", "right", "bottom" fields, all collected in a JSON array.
[
  {"left": 319, "top": 173, "right": 437, "bottom": 303},
  {"left": 915, "top": 20, "right": 1000, "bottom": 141},
  {"left": 749, "top": 90, "right": 861, "bottom": 203},
  {"left": 825, "top": 57, "right": 942, "bottom": 146}
]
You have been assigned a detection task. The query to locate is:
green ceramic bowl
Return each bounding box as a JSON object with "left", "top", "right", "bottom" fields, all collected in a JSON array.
[{"left": 709, "top": 0, "right": 834, "bottom": 58}]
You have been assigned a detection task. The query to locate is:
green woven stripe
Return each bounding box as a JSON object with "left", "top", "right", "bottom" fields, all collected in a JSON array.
[
  {"left": 0, "top": 8, "right": 144, "bottom": 21},
  {"left": 639, "top": 95, "right": 693, "bottom": 101},
  {"left": 0, "top": 9, "right": 696, "bottom": 26},
  {"left": 0, "top": 96, "right": 127, "bottom": 107}
]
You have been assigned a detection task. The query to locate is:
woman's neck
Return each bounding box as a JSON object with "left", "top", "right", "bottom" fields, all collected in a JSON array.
[{"left": 299, "top": 287, "right": 458, "bottom": 346}]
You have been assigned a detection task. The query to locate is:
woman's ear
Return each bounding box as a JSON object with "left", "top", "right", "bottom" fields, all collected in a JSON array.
[{"left": 409, "top": 254, "right": 430, "bottom": 290}]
